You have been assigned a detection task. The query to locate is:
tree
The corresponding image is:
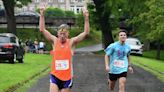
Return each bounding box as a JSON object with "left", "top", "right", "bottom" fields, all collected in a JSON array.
[
  {"left": 45, "top": 8, "right": 65, "bottom": 17},
  {"left": 76, "top": 12, "right": 84, "bottom": 30},
  {"left": 92, "top": 0, "right": 126, "bottom": 48},
  {"left": 92, "top": 0, "right": 114, "bottom": 48},
  {"left": 119, "top": 0, "right": 164, "bottom": 59},
  {"left": 139, "top": 0, "right": 164, "bottom": 59},
  {"left": 2, "top": 0, "right": 32, "bottom": 35},
  {"left": 122, "top": 0, "right": 148, "bottom": 35},
  {"left": 65, "top": 10, "right": 75, "bottom": 17}
]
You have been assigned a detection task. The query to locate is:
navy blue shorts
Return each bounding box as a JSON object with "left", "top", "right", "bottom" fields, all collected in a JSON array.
[
  {"left": 109, "top": 72, "right": 127, "bottom": 81},
  {"left": 50, "top": 74, "right": 73, "bottom": 90}
]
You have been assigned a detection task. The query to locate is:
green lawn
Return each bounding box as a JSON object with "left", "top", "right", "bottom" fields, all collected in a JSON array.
[
  {"left": 131, "top": 56, "right": 164, "bottom": 82},
  {"left": 143, "top": 50, "right": 164, "bottom": 60},
  {"left": 74, "top": 29, "right": 102, "bottom": 48},
  {"left": 0, "top": 53, "right": 51, "bottom": 92}
]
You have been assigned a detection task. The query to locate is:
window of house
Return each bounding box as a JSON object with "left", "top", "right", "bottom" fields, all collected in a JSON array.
[
  {"left": 58, "top": 0, "right": 64, "bottom": 2},
  {"left": 48, "top": 0, "right": 52, "bottom": 2},
  {"left": 29, "top": 5, "right": 35, "bottom": 11},
  {"left": 23, "top": 6, "right": 27, "bottom": 12},
  {"left": 71, "top": 0, "right": 75, "bottom": 2},
  {"left": 77, "top": 8, "right": 79, "bottom": 13},
  {"left": 35, "top": 0, "right": 40, "bottom": 3},
  {"left": 78, "top": 0, "right": 82, "bottom": 2},
  {"left": 70, "top": 6, "right": 74, "bottom": 11},
  {"left": 60, "top": 5, "right": 65, "bottom": 10}
]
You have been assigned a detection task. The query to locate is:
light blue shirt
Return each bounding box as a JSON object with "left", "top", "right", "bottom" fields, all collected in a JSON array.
[{"left": 105, "top": 41, "right": 131, "bottom": 74}]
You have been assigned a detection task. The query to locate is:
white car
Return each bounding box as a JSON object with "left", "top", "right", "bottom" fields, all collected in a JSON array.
[{"left": 126, "top": 38, "right": 143, "bottom": 56}]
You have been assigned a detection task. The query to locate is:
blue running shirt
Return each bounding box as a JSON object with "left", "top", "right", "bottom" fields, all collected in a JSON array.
[{"left": 105, "top": 41, "right": 131, "bottom": 74}]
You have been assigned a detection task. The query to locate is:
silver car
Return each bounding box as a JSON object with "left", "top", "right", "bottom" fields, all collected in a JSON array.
[{"left": 126, "top": 38, "right": 143, "bottom": 56}]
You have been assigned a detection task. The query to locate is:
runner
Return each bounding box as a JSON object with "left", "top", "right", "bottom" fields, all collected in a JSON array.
[
  {"left": 104, "top": 29, "right": 133, "bottom": 92},
  {"left": 39, "top": 5, "right": 89, "bottom": 92}
]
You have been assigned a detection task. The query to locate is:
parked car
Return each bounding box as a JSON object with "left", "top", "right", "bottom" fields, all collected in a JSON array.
[
  {"left": 0, "top": 9, "right": 5, "bottom": 16},
  {"left": 126, "top": 38, "right": 143, "bottom": 56},
  {"left": 0, "top": 33, "right": 25, "bottom": 63}
]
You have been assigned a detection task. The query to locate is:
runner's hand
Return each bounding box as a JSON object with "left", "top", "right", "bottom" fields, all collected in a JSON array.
[
  {"left": 82, "top": 7, "right": 89, "bottom": 18},
  {"left": 106, "top": 66, "right": 110, "bottom": 72},
  {"left": 39, "top": 3, "right": 46, "bottom": 15},
  {"left": 128, "top": 66, "right": 134, "bottom": 74}
]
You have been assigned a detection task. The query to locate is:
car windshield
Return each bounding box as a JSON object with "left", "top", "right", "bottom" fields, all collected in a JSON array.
[
  {"left": 126, "top": 39, "right": 141, "bottom": 45},
  {"left": 0, "top": 36, "right": 10, "bottom": 43}
]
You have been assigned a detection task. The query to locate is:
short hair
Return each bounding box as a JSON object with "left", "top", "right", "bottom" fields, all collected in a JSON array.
[
  {"left": 118, "top": 29, "right": 127, "bottom": 35},
  {"left": 58, "top": 24, "right": 69, "bottom": 30},
  {"left": 58, "top": 24, "right": 69, "bottom": 32}
]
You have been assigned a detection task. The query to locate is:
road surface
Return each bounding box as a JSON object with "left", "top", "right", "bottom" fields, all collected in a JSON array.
[{"left": 28, "top": 54, "right": 164, "bottom": 92}]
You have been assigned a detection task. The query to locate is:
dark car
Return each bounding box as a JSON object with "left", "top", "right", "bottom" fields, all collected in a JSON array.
[{"left": 0, "top": 33, "right": 25, "bottom": 63}]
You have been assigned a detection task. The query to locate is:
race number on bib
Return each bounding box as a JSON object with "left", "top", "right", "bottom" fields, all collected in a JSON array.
[
  {"left": 114, "top": 60, "right": 125, "bottom": 68},
  {"left": 55, "top": 60, "right": 69, "bottom": 70}
]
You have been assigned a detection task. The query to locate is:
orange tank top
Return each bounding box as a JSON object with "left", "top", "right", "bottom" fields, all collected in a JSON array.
[{"left": 50, "top": 39, "right": 72, "bottom": 81}]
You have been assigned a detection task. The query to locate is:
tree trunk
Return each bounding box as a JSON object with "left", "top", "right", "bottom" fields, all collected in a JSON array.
[
  {"left": 156, "top": 40, "right": 160, "bottom": 60},
  {"left": 93, "top": 0, "right": 114, "bottom": 49},
  {"left": 143, "top": 40, "right": 150, "bottom": 51},
  {"left": 101, "top": 16, "right": 114, "bottom": 49},
  {"left": 2, "top": 0, "right": 16, "bottom": 35}
]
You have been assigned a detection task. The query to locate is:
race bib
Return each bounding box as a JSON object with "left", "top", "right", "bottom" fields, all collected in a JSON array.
[
  {"left": 55, "top": 60, "right": 69, "bottom": 70},
  {"left": 114, "top": 60, "right": 125, "bottom": 68}
]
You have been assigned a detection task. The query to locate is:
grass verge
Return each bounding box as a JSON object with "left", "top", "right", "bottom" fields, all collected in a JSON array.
[
  {"left": 70, "top": 28, "right": 102, "bottom": 48},
  {"left": 14, "top": 69, "right": 50, "bottom": 92},
  {"left": 131, "top": 56, "right": 164, "bottom": 82},
  {"left": 0, "top": 53, "right": 51, "bottom": 92}
]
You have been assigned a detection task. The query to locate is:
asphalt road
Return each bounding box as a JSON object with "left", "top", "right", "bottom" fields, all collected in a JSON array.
[{"left": 27, "top": 54, "right": 164, "bottom": 92}]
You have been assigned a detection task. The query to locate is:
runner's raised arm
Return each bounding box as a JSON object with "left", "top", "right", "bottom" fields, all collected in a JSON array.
[
  {"left": 71, "top": 7, "right": 90, "bottom": 45},
  {"left": 39, "top": 5, "right": 56, "bottom": 43}
]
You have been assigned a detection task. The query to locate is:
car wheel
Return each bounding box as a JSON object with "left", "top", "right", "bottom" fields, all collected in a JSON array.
[
  {"left": 18, "top": 58, "right": 24, "bottom": 63},
  {"left": 9, "top": 54, "right": 16, "bottom": 64}
]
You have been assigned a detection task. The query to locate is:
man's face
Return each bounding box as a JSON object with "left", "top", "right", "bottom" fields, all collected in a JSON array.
[
  {"left": 119, "top": 32, "right": 127, "bottom": 42},
  {"left": 58, "top": 31, "right": 69, "bottom": 43}
]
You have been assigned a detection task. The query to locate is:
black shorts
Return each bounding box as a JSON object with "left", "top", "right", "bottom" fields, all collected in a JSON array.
[{"left": 109, "top": 72, "right": 127, "bottom": 81}]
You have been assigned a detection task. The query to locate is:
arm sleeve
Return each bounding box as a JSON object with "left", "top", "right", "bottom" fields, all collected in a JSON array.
[
  {"left": 127, "top": 46, "right": 131, "bottom": 56},
  {"left": 104, "top": 44, "right": 114, "bottom": 56}
]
